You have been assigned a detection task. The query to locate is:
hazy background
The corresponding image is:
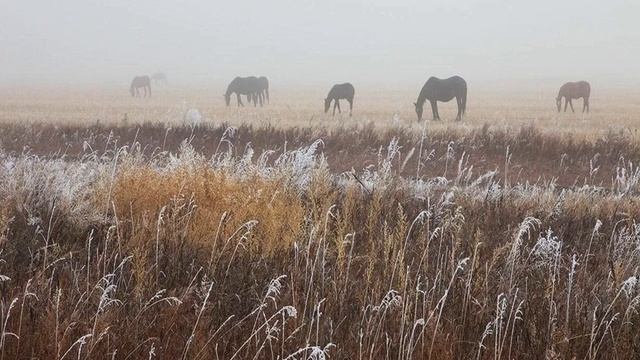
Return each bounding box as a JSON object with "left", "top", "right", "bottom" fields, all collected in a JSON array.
[{"left": 2, "top": 0, "right": 640, "bottom": 89}]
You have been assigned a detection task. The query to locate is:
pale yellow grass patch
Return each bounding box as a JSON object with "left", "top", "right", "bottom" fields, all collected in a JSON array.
[{"left": 1, "top": 84, "right": 639, "bottom": 141}]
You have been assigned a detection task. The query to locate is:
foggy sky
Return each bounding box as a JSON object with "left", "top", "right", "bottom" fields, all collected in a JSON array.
[{"left": 2, "top": 0, "right": 640, "bottom": 88}]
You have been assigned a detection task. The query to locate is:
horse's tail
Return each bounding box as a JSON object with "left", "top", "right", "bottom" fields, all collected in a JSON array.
[{"left": 265, "top": 87, "right": 270, "bottom": 103}]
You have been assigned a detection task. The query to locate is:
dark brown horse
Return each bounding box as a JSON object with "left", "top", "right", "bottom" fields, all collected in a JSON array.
[
  {"left": 324, "top": 83, "right": 355, "bottom": 116},
  {"left": 130, "top": 76, "right": 151, "bottom": 97},
  {"left": 414, "top": 76, "right": 467, "bottom": 121},
  {"left": 556, "top": 81, "right": 590, "bottom": 113},
  {"left": 225, "top": 76, "right": 263, "bottom": 107}
]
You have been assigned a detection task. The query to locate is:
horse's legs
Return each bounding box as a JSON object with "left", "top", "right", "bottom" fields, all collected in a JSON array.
[
  {"left": 455, "top": 97, "right": 462, "bottom": 121},
  {"left": 148, "top": 85, "right": 151, "bottom": 97},
  {"left": 336, "top": 99, "right": 341, "bottom": 114},
  {"left": 237, "top": 93, "right": 243, "bottom": 107},
  {"left": 332, "top": 100, "right": 337, "bottom": 116},
  {"left": 564, "top": 98, "right": 568, "bottom": 112},
  {"left": 348, "top": 98, "right": 353, "bottom": 117},
  {"left": 430, "top": 100, "right": 439, "bottom": 120},
  {"left": 583, "top": 97, "right": 589, "bottom": 113},
  {"left": 429, "top": 100, "right": 435, "bottom": 119},
  {"left": 569, "top": 99, "right": 575, "bottom": 113}
]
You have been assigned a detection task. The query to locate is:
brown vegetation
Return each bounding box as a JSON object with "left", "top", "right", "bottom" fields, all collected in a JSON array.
[
  {"left": 1, "top": 121, "right": 639, "bottom": 187},
  {"left": 0, "top": 120, "right": 639, "bottom": 359}
]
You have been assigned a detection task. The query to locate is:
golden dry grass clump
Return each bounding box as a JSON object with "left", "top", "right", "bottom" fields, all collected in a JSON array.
[{"left": 110, "top": 165, "right": 305, "bottom": 255}]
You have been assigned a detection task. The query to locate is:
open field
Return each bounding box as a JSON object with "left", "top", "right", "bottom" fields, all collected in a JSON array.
[
  {"left": 0, "top": 87, "right": 640, "bottom": 359},
  {"left": 2, "top": 86, "right": 640, "bottom": 138}
]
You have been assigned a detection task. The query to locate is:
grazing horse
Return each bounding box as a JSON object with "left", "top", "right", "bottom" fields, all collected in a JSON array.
[
  {"left": 130, "top": 76, "right": 151, "bottom": 97},
  {"left": 414, "top": 76, "right": 467, "bottom": 121},
  {"left": 225, "top": 76, "right": 262, "bottom": 107},
  {"left": 556, "top": 81, "right": 590, "bottom": 113},
  {"left": 324, "top": 83, "right": 355, "bottom": 116},
  {"left": 257, "top": 76, "right": 270, "bottom": 104},
  {"left": 151, "top": 72, "right": 168, "bottom": 85}
]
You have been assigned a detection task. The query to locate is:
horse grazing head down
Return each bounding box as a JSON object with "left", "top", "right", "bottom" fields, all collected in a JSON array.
[
  {"left": 224, "top": 93, "right": 231, "bottom": 106},
  {"left": 413, "top": 102, "right": 423, "bottom": 121},
  {"left": 324, "top": 98, "right": 331, "bottom": 113}
]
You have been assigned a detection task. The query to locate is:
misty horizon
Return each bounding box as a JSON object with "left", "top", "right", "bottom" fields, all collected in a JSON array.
[{"left": 3, "top": 0, "right": 640, "bottom": 88}]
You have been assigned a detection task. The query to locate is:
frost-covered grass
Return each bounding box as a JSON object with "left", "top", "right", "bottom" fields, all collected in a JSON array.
[{"left": 0, "top": 124, "right": 639, "bottom": 359}]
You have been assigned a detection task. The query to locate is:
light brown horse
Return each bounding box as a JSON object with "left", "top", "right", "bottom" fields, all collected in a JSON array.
[
  {"left": 151, "top": 72, "right": 168, "bottom": 85},
  {"left": 130, "top": 76, "right": 152, "bottom": 97},
  {"left": 556, "top": 81, "right": 590, "bottom": 113}
]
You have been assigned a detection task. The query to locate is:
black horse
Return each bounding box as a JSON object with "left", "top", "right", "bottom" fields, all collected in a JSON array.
[
  {"left": 414, "top": 76, "right": 467, "bottom": 121},
  {"left": 257, "top": 76, "right": 269, "bottom": 104},
  {"left": 324, "top": 83, "right": 355, "bottom": 116},
  {"left": 130, "top": 76, "right": 151, "bottom": 97},
  {"left": 556, "top": 81, "right": 590, "bottom": 113},
  {"left": 225, "top": 76, "right": 262, "bottom": 107}
]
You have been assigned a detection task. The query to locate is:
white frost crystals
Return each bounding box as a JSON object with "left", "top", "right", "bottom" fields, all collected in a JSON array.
[{"left": 0, "top": 150, "right": 108, "bottom": 227}]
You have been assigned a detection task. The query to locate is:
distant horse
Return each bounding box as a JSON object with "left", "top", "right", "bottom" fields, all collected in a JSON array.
[
  {"left": 324, "top": 83, "right": 355, "bottom": 116},
  {"left": 414, "top": 76, "right": 467, "bottom": 121},
  {"left": 151, "top": 72, "right": 168, "bottom": 85},
  {"left": 257, "top": 76, "right": 270, "bottom": 104},
  {"left": 225, "top": 76, "right": 262, "bottom": 107},
  {"left": 130, "top": 76, "right": 151, "bottom": 97},
  {"left": 556, "top": 81, "right": 590, "bottom": 113}
]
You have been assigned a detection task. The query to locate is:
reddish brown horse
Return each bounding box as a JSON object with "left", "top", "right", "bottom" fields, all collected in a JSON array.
[{"left": 556, "top": 81, "right": 590, "bottom": 113}]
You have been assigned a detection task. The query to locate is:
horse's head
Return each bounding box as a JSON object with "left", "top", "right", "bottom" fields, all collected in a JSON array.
[
  {"left": 324, "top": 98, "right": 331, "bottom": 113},
  {"left": 556, "top": 97, "right": 562, "bottom": 112},
  {"left": 414, "top": 102, "right": 423, "bottom": 121},
  {"left": 224, "top": 93, "right": 231, "bottom": 106}
]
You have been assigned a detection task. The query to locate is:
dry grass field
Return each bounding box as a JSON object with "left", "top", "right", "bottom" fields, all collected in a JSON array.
[
  {"left": 1, "top": 85, "right": 640, "bottom": 359},
  {"left": 3, "top": 85, "right": 640, "bottom": 136}
]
